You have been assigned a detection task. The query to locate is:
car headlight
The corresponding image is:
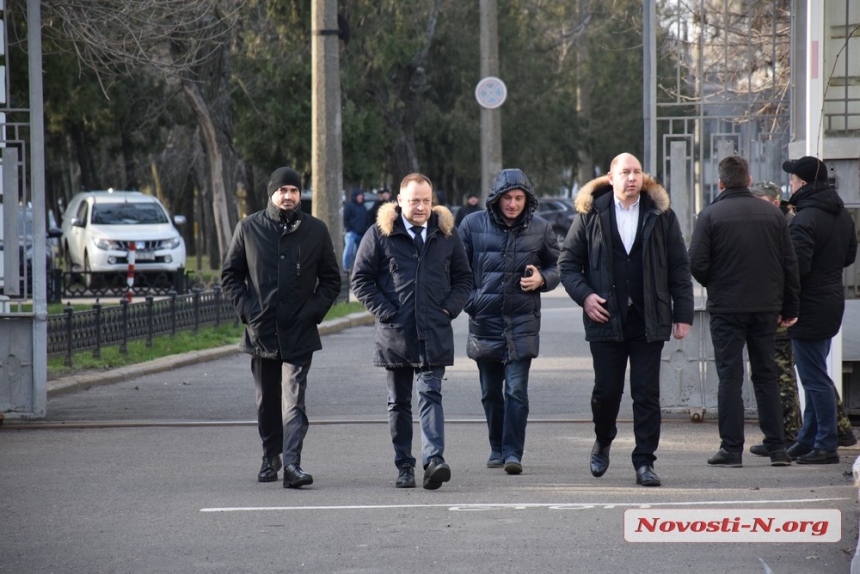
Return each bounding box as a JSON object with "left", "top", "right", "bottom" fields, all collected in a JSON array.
[
  {"left": 93, "top": 238, "right": 123, "bottom": 251},
  {"left": 163, "top": 236, "right": 182, "bottom": 249}
]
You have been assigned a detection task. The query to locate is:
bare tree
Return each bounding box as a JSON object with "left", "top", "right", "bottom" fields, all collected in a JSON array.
[{"left": 40, "top": 0, "right": 244, "bottom": 260}]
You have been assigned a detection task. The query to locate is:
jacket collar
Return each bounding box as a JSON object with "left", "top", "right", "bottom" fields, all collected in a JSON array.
[
  {"left": 574, "top": 175, "right": 669, "bottom": 215},
  {"left": 375, "top": 201, "right": 455, "bottom": 238},
  {"left": 266, "top": 200, "right": 303, "bottom": 231}
]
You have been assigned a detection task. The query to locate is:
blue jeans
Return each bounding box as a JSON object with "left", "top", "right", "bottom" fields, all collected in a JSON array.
[
  {"left": 251, "top": 354, "right": 313, "bottom": 466},
  {"left": 342, "top": 231, "right": 362, "bottom": 271},
  {"left": 386, "top": 366, "right": 446, "bottom": 468},
  {"left": 792, "top": 338, "right": 838, "bottom": 451},
  {"left": 477, "top": 359, "right": 531, "bottom": 461}
]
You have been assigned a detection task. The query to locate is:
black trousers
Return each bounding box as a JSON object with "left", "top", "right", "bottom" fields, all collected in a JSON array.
[
  {"left": 589, "top": 305, "right": 664, "bottom": 469},
  {"left": 251, "top": 354, "right": 313, "bottom": 466},
  {"left": 709, "top": 312, "right": 784, "bottom": 453}
]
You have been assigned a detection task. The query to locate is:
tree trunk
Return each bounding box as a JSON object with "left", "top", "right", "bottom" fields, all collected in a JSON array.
[
  {"left": 181, "top": 79, "right": 234, "bottom": 261},
  {"left": 69, "top": 123, "right": 101, "bottom": 190}
]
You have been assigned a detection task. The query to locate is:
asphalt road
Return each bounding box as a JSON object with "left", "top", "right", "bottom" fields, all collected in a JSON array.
[{"left": 2, "top": 288, "right": 858, "bottom": 573}]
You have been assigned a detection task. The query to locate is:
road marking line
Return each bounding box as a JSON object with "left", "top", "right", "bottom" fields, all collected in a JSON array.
[{"left": 201, "top": 497, "right": 848, "bottom": 513}]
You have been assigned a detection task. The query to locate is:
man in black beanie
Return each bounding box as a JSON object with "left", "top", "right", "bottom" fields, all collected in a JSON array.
[{"left": 222, "top": 167, "right": 341, "bottom": 487}]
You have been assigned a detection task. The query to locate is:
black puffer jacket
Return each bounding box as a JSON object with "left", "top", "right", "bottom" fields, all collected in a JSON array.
[
  {"left": 787, "top": 182, "right": 857, "bottom": 340},
  {"left": 688, "top": 187, "right": 800, "bottom": 318},
  {"left": 351, "top": 202, "right": 472, "bottom": 367},
  {"left": 559, "top": 175, "right": 694, "bottom": 342},
  {"left": 221, "top": 202, "right": 341, "bottom": 361},
  {"left": 458, "top": 169, "right": 560, "bottom": 362}
]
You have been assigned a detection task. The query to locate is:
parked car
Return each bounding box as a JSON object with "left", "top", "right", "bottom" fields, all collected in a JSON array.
[
  {"left": 61, "top": 190, "right": 186, "bottom": 286},
  {"left": 536, "top": 197, "right": 576, "bottom": 245},
  {"left": 0, "top": 206, "right": 63, "bottom": 299}
]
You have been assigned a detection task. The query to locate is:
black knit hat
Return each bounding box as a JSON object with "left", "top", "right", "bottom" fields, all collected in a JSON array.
[
  {"left": 781, "top": 156, "right": 828, "bottom": 184},
  {"left": 267, "top": 167, "right": 302, "bottom": 195}
]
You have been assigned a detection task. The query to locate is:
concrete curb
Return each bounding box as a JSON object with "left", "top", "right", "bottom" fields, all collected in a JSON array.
[{"left": 47, "top": 311, "right": 374, "bottom": 397}]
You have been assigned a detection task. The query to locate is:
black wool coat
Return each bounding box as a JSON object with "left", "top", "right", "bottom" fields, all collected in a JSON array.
[
  {"left": 351, "top": 202, "right": 472, "bottom": 368},
  {"left": 221, "top": 202, "right": 341, "bottom": 361}
]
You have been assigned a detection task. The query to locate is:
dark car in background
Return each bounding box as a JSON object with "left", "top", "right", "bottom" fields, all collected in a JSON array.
[
  {"left": 0, "top": 207, "right": 63, "bottom": 300},
  {"left": 536, "top": 197, "right": 576, "bottom": 245}
]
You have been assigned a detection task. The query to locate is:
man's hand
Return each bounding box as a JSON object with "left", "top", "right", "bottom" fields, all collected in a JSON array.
[
  {"left": 777, "top": 315, "right": 797, "bottom": 328},
  {"left": 673, "top": 322, "right": 691, "bottom": 339},
  {"left": 519, "top": 265, "right": 545, "bottom": 292},
  {"left": 583, "top": 293, "right": 610, "bottom": 323}
]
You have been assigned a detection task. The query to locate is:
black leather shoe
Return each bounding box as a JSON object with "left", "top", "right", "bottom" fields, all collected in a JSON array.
[
  {"left": 786, "top": 442, "right": 812, "bottom": 460},
  {"left": 707, "top": 448, "right": 742, "bottom": 467},
  {"left": 838, "top": 431, "right": 858, "bottom": 447},
  {"left": 590, "top": 441, "right": 610, "bottom": 478},
  {"left": 795, "top": 449, "right": 839, "bottom": 465},
  {"left": 635, "top": 465, "right": 661, "bottom": 487},
  {"left": 748, "top": 443, "right": 768, "bottom": 457},
  {"left": 257, "top": 455, "right": 282, "bottom": 483},
  {"left": 422, "top": 458, "right": 451, "bottom": 490},
  {"left": 769, "top": 448, "right": 792, "bottom": 466},
  {"left": 282, "top": 463, "right": 313, "bottom": 488},
  {"left": 396, "top": 465, "right": 415, "bottom": 488}
]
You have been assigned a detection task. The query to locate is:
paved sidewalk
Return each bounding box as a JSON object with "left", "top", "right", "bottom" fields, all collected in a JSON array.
[{"left": 46, "top": 311, "right": 375, "bottom": 397}]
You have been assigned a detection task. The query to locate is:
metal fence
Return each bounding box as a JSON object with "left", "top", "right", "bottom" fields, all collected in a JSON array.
[{"left": 48, "top": 287, "right": 238, "bottom": 366}]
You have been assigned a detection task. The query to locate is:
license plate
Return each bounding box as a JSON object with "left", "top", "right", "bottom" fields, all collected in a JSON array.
[{"left": 135, "top": 251, "right": 155, "bottom": 261}]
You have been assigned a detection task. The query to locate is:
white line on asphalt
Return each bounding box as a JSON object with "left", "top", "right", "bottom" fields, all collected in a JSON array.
[{"left": 200, "top": 497, "right": 848, "bottom": 513}]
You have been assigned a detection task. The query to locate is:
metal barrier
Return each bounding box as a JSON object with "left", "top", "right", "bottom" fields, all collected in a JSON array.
[
  {"left": 660, "top": 309, "right": 759, "bottom": 421},
  {"left": 47, "top": 287, "right": 238, "bottom": 366},
  {"left": 59, "top": 268, "right": 187, "bottom": 299}
]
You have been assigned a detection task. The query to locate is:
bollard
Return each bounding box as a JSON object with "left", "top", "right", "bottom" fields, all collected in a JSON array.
[
  {"left": 119, "top": 299, "right": 129, "bottom": 355},
  {"left": 192, "top": 288, "right": 201, "bottom": 335},
  {"left": 92, "top": 300, "right": 102, "bottom": 359},
  {"left": 64, "top": 303, "right": 74, "bottom": 367},
  {"left": 145, "top": 295, "right": 154, "bottom": 348},
  {"left": 169, "top": 290, "right": 177, "bottom": 337},
  {"left": 214, "top": 286, "right": 222, "bottom": 328},
  {"left": 126, "top": 242, "right": 136, "bottom": 302}
]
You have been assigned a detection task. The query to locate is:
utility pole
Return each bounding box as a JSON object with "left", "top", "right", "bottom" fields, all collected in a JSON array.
[
  {"left": 479, "top": 0, "right": 502, "bottom": 201},
  {"left": 575, "top": 0, "right": 593, "bottom": 190},
  {"left": 311, "top": 0, "right": 343, "bottom": 262},
  {"left": 642, "top": 0, "right": 657, "bottom": 177}
]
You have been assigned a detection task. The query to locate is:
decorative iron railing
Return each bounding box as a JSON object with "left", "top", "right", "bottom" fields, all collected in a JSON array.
[{"left": 48, "top": 287, "right": 238, "bottom": 366}]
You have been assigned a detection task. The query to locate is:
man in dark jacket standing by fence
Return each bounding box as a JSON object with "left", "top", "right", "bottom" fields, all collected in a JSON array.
[
  {"left": 688, "top": 155, "right": 799, "bottom": 469},
  {"left": 458, "top": 169, "right": 559, "bottom": 475},
  {"left": 559, "top": 152, "right": 693, "bottom": 487},
  {"left": 342, "top": 188, "right": 369, "bottom": 272},
  {"left": 222, "top": 167, "right": 341, "bottom": 488},
  {"left": 352, "top": 173, "right": 472, "bottom": 490},
  {"left": 782, "top": 156, "right": 857, "bottom": 464}
]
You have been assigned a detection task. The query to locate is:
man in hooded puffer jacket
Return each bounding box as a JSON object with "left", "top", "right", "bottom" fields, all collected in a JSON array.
[
  {"left": 458, "top": 168, "right": 560, "bottom": 475},
  {"left": 222, "top": 167, "right": 341, "bottom": 488}
]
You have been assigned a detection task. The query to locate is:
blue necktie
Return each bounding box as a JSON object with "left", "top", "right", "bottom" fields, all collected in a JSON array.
[{"left": 411, "top": 225, "right": 424, "bottom": 253}]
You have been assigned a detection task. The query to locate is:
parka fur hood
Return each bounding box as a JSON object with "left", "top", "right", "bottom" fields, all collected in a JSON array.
[
  {"left": 375, "top": 200, "right": 456, "bottom": 237},
  {"left": 574, "top": 175, "right": 670, "bottom": 215}
]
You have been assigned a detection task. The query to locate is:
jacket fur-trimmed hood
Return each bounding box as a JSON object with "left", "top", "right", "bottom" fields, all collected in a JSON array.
[
  {"left": 574, "top": 175, "right": 670, "bottom": 215},
  {"left": 375, "top": 201, "right": 456, "bottom": 237}
]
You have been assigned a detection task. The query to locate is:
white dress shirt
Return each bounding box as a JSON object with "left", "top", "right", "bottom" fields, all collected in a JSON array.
[{"left": 614, "top": 196, "right": 640, "bottom": 254}]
